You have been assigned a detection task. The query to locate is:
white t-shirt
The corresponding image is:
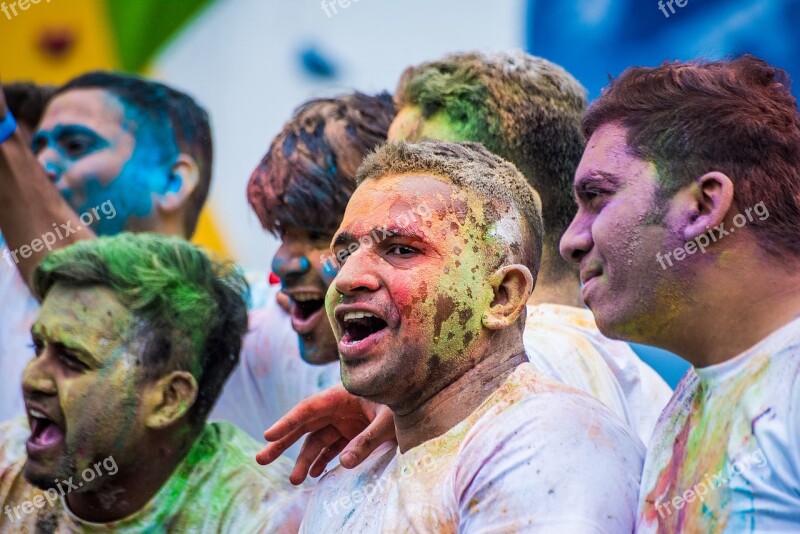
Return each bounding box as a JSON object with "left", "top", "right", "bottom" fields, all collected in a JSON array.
[
  {"left": 524, "top": 304, "right": 673, "bottom": 445},
  {"left": 0, "top": 243, "right": 38, "bottom": 423},
  {"left": 301, "top": 363, "right": 645, "bottom": 533},
  {"left": 637, "top": 315, "right": 800, "bottom": 533},
  {"left": 210, "top": 277, "right": 340, "bottom": 457}
]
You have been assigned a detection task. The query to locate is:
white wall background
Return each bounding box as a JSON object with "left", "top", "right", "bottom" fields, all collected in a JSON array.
[{"left": 156, "top": 0, "right": 525, "bottom": 270}]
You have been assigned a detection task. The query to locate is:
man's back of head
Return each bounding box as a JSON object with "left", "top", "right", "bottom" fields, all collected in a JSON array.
[{"left": 392, "top": 51, "right": 587, "bottom": 280}]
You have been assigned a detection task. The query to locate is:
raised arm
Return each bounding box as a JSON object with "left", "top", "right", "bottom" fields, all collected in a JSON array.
[
  {"left": 256, "top": 384, "right": 396, "bottom": 485},
  {"left": 0, "top": 79, "right": 94, "bottom": 288}
]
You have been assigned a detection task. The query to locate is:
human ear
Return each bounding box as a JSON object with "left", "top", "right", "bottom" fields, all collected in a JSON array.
[
  {"left": 143, "top": 371, "right": 198, "bottom": 429},
  {"left": 682, "top": 171, "right": 735, "bottom": 242},
  {"left": 481, "top": 264, "right": 534, "bottom": 330},
  {"left": 156, "top": 154, "right": 199, "bottom": 213}
]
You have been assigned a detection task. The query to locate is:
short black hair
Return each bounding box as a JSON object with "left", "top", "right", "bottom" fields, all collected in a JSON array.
[{"left": 4, "top": 81, "right": 56, "bottom": 133}]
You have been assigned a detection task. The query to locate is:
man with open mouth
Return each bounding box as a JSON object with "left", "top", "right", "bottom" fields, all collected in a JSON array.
[
  {"left": 294, "top": 140, "right": 645, "bottom": 532},
  {"left": 210, "top": 92, "right": 397, "bottom": 449},
  {"left": 0, "top": 234, "right": 306, "bottom": 531}
]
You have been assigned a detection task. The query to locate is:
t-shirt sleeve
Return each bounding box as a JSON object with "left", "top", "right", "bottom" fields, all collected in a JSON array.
[
  {"left": 788, "top": 357, "right": 800, "bottom": 484},
  {"left": 454, "top": 391, "right": 645, "bottom": 533}
]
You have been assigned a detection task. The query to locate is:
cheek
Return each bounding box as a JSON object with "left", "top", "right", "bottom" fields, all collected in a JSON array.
[
  {"left": 65, "top": 153, "right": 128, "bottom": 189},
  {"left": 391, "top": 275, "right": 433, "bottom": 323},
  {"left": 63, "top": 371, "right": 139, "bottom": 438}
]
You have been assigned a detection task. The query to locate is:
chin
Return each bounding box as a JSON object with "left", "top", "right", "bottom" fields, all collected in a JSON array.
[{"left": 24, "top": 459, "right": 72, "bottom": 490}]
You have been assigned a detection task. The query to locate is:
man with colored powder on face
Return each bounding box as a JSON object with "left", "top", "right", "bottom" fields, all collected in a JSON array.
[
  {"left": 558, "top": 55, "right": 800, "bottom": 532},
  {"left": 256, "top": 52, "right": 672, "bottom": 481},
  {"left": 0, "top": 234, "right": 306, "bottom": 532},
  {"left": 210, "top": 93, "right": 396, "bottom": 446},
  {"left": 0, "top": 73, "right": 213, "bottom": 423},
  {"left": 292, "top": 140, "right": 644, "bottom": 532}
]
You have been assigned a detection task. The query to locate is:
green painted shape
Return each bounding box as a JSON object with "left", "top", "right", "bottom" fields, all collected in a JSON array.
[{"left": 106, "top": 0, "right": 216, "bottom": 72}]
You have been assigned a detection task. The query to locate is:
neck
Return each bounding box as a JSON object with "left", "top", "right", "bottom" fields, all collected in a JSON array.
[
  {"left": 394, "top": 346, "right": 527, "bottom": 452},
  {"left": 656, "top": 248, "right": 800, "bottom": 367},
  {"left": 527, "top": 248, "right": 582, "bottom": 307},
  {"left": 66, "top": 426, "right": 199, "bottom": 523}
]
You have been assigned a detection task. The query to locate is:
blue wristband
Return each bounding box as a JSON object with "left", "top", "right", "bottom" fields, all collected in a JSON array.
[{"left": 0, "top": 111, "right": 17, "bottom": 143}]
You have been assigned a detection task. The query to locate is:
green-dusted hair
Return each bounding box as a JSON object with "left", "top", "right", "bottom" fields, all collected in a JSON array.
[
  {"left": 396, "top": 51, "right": 586, "bottom": 273},
  {"left": 32, "top": 233, "right": 249, "bottom": 426}
]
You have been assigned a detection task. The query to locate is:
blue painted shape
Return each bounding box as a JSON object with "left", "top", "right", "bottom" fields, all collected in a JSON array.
[{"left": 299, "top": 44, "right": 339, "bottom": 79}]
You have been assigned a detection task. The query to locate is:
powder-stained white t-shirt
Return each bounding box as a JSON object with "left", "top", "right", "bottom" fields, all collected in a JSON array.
[
  {"left": 637, "top": 315, "right": 800, "bottom": 533},
  {"left": 524, "top": 304, "right": 673, "bottom": 445},
  {"left": 211, "top": 277, "right": 340, "bottom": 457},
  {"left": 0, "top": 243, "right": 38, "bottom": 423},
  {"left": 301, "top": 363, "right": 645, "bottom": 533}
]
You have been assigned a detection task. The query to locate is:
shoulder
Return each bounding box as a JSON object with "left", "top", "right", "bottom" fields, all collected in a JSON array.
[
  {"left": 199, "top": 423, "right": 310, "bottom": 532},
  {"left": 454, "top": 375, "right": 644, "bottom": 532},
  {"left": 461, "top": 379, "right": 645, "bottom": 468}
]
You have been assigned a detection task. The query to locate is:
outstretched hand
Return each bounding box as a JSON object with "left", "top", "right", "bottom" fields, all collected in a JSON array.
[{"left": 256, "top": 384, "right": 396, "bottom": 485}]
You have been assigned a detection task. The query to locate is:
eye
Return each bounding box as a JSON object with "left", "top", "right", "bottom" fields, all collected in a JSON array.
[
  {"left": 385, "top": 244, "right": 418, "bottom": 257},
  {"left": 64, "top": 138, "right": 90, "bottom": 157},
  {"left": 578, "top": 187, "right": 612, "bottom": 208},
  {"left": 334, "top": 247, "right": 352, "bottom": 266},
  {"left": 30, "top": 339, "right": 44, "bottom": 356},
  {"left": 57, "top": 349, "right": 89, "bottom": 372}
]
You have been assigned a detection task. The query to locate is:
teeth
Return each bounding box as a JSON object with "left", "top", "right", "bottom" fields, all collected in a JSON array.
[
  {"left": 344, "top": 311, "right": 377, "bottom": 322},
  {"left": 293, "top": 293, "right": 322, "bottom": 302},
  {"left": 29, "top": 409, "right": 48, "bottom": 420}
]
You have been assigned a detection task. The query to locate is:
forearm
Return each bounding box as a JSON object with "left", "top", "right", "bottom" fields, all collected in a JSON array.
[{"left": 0, "top": 129, "right": 95, "bottom": 287}]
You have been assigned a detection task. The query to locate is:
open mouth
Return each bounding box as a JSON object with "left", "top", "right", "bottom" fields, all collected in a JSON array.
[
  {"left": 26, "top": 408, "right": 65, "bottom": 454},
  {"left": 341, "top": 312, "right": 388, "bottom": 345},
  {"left": 290, "top": 292, "right": 327, "bottom": 334}
]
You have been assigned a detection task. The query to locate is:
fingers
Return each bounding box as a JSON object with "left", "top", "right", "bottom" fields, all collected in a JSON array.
[
  {"left": 309, "top": 437, "right": 349, "bottom": 478},
  {"left": 340, "top": 406, "right": 396, "bottom": 468},
  {"left": 290, "top": 426, "right": 346, "bottom": 485},
  {"left": 276, "top": 290, "right": 291, "bottom": 313},
  {"left": 263, "top": 385, "right": 353, "bottom": 441},
  {"left": 256, "top": 432, "right": 301, "bottom": 465}
]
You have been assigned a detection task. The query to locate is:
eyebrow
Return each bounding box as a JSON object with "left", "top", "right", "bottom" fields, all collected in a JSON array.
[
  {"left": 332, "top": 226, "right": 429, "bottom": 249},
  {"left": 32, "top": 125, "right": 109, "bottom": 147},
  {"left": 31, "top": 323, "right": 103, "bottom": 367},
  {"left": 574, "top": 170, "right": 623, "bottom": 192}
]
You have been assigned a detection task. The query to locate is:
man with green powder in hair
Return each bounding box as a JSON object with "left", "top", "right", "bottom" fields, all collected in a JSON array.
[{"left": 0, "top": 234, "right": 306, "bottom": 531}]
